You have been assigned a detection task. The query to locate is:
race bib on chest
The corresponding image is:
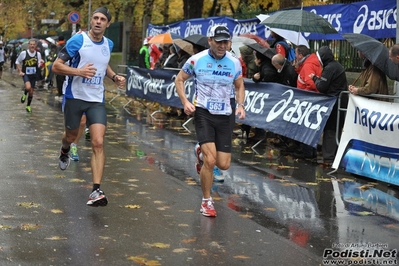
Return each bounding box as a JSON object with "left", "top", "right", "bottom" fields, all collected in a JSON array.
[
  {"left": 205, "top": 97, "right": 231, "bottom": 115},
  {"left": 26, "top": 67, "right": 36, "bottom": 75},
  {"left": 82, "top": 76, "right": 102, "bottom": 86}
]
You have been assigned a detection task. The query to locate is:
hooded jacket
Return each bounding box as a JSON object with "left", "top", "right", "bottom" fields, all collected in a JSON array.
[{"left": 313, "top": 46, "right": 348, "bottom": 96}]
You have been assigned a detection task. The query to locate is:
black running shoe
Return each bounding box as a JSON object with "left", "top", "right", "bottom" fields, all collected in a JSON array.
[
  {"left": 58, "top": 148, "right": 70, "bottom": 170},
  {"left": 87, "top": 189, "right": 108, "bottom": 207}
]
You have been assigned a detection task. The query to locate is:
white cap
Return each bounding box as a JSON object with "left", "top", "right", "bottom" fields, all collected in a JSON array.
[{"left": 0, "top": 41, "right": 3, "bottom": 45}]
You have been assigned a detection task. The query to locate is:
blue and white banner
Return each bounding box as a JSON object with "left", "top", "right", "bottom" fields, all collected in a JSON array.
[
  {"left": 148, "top": 0, "right": 396, "bottom": 40},
  {"left": 333, "top": 95, "right": 399, "bottom": 186},
  {"left": 126, "top": 67, "right": 337, "bottom": 147}
]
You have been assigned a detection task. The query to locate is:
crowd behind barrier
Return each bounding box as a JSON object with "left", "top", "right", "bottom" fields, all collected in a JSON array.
[
  {"left": 123, "top": 66, "right": 337, "bottom": 148},
  {"left": 107, "top": 65, "right": 399, "bottom": 186}
]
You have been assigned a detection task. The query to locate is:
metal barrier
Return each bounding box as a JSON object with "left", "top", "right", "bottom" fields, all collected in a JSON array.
[{"left": 107, "top": 65, "right": 133, "bottom": 114}]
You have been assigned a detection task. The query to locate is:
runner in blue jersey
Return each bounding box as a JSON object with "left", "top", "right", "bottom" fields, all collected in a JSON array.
[
  {"left": 52, "top": 7, "right": 126, "bottom": 207},
  {"left": 175, "top": 25, "right": 246, "bottom": 217}
]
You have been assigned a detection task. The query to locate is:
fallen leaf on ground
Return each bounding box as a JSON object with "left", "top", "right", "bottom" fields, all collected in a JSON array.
[
  {"left": 181, "top": 237, "right": 197, "bottom": 243},
  {"left": 234, "top": 255, "right": 251, "bottom": 259},
  {"left": 0, "top": 224, "right": 12, "bottom": 230},
  {"left": 45, "top": 236, "right": 67, "bottom": 240},
  {"left": 355, "top": 211, "right": 374, "bottom": 216},
  {"left": 143, "top": 242, "right": 170, "bottom": 249},
  {"left": 125, "top": 205, "right": 141, "bottom": 209},
  {"left": 173, "top": 248, "right": 190, "bottom": 253},
  {"left": 18, "top": 202, "right": 40, "bottom": 208},
  {"left": 21, "top": 224, "right": 41, "bottom": 230},
  {"left": 51, "top": 209, "right": 64, "bottom": 214},
  {"left": 239, "top": 213, "right": 253, "bottom": 219},
  {"left": 69, "top": 178, "right": 86, "bottom": 183}
]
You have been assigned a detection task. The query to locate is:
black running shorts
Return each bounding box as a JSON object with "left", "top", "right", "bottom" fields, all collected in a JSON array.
[
  {"left": 194, "top": 106, "right": 235, "bottom": 153},
  {"left": 63, "top": 98, "right": 107, "bottom": 130}
]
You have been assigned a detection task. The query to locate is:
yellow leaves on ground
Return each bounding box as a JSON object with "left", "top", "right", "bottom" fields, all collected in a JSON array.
[
  {"left": 127, "top": 256, "right": 161, "bottom": 266},
  {"left": 169, "top": 149, "right": 185, "bottom": 154},
  {"left": 54, "top": 174, "right": 66, "bottom": 178},
  {"left": 21, "top": 224, "right": 41, "bottom": 230},
  {"left": 18, "top": 202, "right": 40, "bottom": 208},
  {"left": 50, "top": 209, "right": 64, "bottom": 214},
  {"left": 0, "top": 224, "right": 12, "bottom": 230},
  {"left": 45, "top": 236, "right": 68, "bottom": 240},
  {"left": 316, "top": 177, "right": 332, "bottom": 182},
  {"left": 179, "top": 209, "right": 195, "bottom": 213},
  {"left": 276, "top": 164, "right": 298, "bottom": 170},
  {"left": 234, "top": 255, "right": 251, "bottom": 259},
  {"left": 264, "top": 207, "right": 276, "bottom": 211},
  {"left": 69, "top": 178, "right": 86, "bottom": 183},
  {"left": 23, "top": 170, "right": 37, "bottom": 174},
  {"left": 173, "top": 248, "right": 190, "bottom": 253},
  {"left": 125, "top": 204, "right": 141, "bottom": 209},
  {"left": 143, "top": 242, "right": 170, "bottom": 249},
  {"left": 109, "top": 157, "right": 131, "bottom": 162},
  {"left": 141, "top": 168, "right": 154, "bottom": 172},
  {"left": 181, "top": 237, "right": 197, "bottom": 243},
  {"left": 157, "top": 206, "right": 170, "bottom": 211},
  {"left": 384, "top": 224, "right": 399, "bottom": 230},
  {"left": 239, "top": 213, "right": 253, "bottom": 219},
  {"left": 355, "top": 211, "right": 374, "bottom": 216},
  {"left": 185, "top": 177, "right": 197, "bottom": 185},
  {"left": 241, "top": 148, "right": 253, "bottom": 154}
]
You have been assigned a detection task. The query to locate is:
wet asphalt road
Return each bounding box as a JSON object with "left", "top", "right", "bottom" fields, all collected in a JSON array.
[{"left": 0, "top": 68, "right": 398, "bottom": 265}]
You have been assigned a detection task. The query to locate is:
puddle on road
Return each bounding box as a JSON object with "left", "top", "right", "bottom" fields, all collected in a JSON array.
[{"left": 42, "top": 93, "right": 399, "bottom": 258}]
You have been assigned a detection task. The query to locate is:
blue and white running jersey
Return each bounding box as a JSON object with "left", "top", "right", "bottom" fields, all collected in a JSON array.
[
  {"left": 181, "top": 49, "right": 242, "bottom": 115},
  {"left": 62, "top": 31, "right": 113, "bottom": 103}
]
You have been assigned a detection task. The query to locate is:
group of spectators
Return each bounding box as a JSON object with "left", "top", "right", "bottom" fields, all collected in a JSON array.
[
  {"left": 135, "top": 31, "right": 392, "bottom": 166},
  {"left": 138, "top": 37, "right": 207, "bottom": 70}
]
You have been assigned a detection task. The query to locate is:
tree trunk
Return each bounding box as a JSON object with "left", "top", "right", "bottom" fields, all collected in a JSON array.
[
  {"left": 143, "top": 0, "right": 155, "bottom": 39},
  {"left": 183, "top": 0, "right": 204, "bottom": 20}
]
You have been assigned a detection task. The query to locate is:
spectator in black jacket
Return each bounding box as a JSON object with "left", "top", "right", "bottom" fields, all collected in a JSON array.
[
  {"left": 271, "top": 53, "right": 297, "bottom": 87},
  {"left": 163, "top": 45, "right": 178, "bottom": 69},
  {"left": 252, "top": 51, "right": 278, "bottom": 83},
  {"left": 310, "top": 46, "right": 348, "bottom": 166}
]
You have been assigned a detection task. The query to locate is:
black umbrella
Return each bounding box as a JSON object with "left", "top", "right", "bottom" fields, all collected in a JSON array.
[
  {"left": 261, "top": 9, "right": 338, "bottom": 34},
  {"left": 342, "top": 33, "right": 399, "bottom": 81},
  {"left": 183, "top": 34, "right": 209, "bottom": 49},
  {"left": 246, "top": 43, "right": 276, "bottom": 59}
]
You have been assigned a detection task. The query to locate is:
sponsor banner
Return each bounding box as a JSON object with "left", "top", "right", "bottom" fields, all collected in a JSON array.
[
  {"left": 148, "top": 0, "right": 396, "bottom": 40},
  {"left": 332, "top": 95, "right": 399, "bottom": 186},
  {"left": 126, "top": 67, "right": 337, "bottom": 147}
]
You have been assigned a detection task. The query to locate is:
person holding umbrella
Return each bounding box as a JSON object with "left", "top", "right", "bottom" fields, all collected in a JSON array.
[
  {"left": 348, "top": 51, "right": 388, "bottom": 100},
  {"left": 389, "top": 44, "right": 399, "bottom": 64}
]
